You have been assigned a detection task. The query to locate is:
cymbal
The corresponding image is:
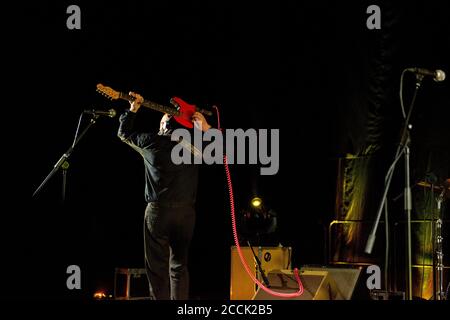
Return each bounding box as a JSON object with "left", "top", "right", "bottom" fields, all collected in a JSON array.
[
  {"left": 416, "top": 181, "right": 450, "bottom": 190},
  {"left": 417, "top": 179, "right": 450, "bottom": 198}
]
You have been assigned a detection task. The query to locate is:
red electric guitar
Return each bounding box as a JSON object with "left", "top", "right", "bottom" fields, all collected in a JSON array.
[{"left": 96, "top": 83, "right": 211, "bottom": 129}]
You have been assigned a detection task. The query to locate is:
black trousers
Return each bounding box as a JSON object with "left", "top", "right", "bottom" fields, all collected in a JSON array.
[{"left": 144, "top": 202, "right": 195, "bottom": 300}]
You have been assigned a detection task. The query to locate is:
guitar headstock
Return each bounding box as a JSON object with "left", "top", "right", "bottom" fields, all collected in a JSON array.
[{"left": 96, "top": 83, "right": 120, "bottom": 100}]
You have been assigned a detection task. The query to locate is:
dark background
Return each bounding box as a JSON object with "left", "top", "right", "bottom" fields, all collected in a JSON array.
[{"left": 3, "top": 0, "right": 449, "bottom": 299}]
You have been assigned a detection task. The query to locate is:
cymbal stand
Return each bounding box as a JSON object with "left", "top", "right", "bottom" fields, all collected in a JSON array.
[{"left": 435, "top": 188, "right": 445, "bottom": 300}]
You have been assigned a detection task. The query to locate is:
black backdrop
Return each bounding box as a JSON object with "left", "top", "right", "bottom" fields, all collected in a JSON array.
[{"left": 3, "top": 0, "right": 449, "bottom": 299}]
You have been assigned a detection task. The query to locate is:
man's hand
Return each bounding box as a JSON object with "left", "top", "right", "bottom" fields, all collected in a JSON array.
[
  {"left": 129, "top": 92, "right": 144, "bottom": 113},
  {"left": 192, "top": 112, "right": 211, "bottom": 132}
]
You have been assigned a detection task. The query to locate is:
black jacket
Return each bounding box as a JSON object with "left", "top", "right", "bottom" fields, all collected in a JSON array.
[{"left": 118, "top": 110, "right": 199, "bottom": 205}]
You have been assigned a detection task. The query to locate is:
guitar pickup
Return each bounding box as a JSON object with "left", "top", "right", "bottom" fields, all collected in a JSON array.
[{"left": 169, "top": 98, "right": 180, "bottom": 111}]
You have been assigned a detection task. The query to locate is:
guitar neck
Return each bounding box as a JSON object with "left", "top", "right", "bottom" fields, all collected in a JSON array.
[
  {"left": 175, "top": 136, "right": 202, "bottom": 158},
  {"left": 119, "top": 92, "right": 180, "bottom": 116}
]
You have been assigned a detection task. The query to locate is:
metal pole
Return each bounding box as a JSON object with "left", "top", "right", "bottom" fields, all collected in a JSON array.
[{"left": 404, "top": 144, "right": 412, "bottom": 300}]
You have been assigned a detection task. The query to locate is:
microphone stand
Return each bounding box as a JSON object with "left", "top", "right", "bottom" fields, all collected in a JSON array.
[
  {"left": 365, "top": 73, "right": 424, "bottom": 300},
  {"left": 247, "top": 240, "right": 270, "bottom": 287},
  {"left": 32, "top": 114, "right": 99, "bottom": 201}
]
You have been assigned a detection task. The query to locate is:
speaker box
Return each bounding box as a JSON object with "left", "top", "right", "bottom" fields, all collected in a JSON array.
[
  {"left": 252, "top": 266, "right": 363, "bottom": 300},
  {"left": 230, "top": 246, "right": 292, "bottom": 300},
  {"left": 300, "top": 265, "right": 363, "bottom": 300},
  {"left": 252, "top": 269, "right": 339, "bottom": 300}
]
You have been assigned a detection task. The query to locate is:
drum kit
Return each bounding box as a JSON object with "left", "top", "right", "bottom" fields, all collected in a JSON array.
[{"left": 417, "top": 178, "right": 449, "bottom": 300}]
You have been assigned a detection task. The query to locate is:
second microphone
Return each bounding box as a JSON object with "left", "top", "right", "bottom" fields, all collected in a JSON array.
[{"left": 84, "top": 109, "right": 117, "bottom": 118}]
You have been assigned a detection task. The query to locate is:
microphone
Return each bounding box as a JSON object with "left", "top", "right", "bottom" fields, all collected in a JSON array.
[
  {"left": 84, "top": 108, "right": 117, "bottom": 118},
  {"left": 405, "top": 68, "right": 446, "bottom": 82}
]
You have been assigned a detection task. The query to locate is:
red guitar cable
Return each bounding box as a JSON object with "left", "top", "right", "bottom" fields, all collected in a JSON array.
[{"left": 212, "top": 105, "right": 304, "bottom": 298}]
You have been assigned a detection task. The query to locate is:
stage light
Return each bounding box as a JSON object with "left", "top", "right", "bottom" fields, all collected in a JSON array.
[
  {"left": 251, "top": 197, "right": 262, "bottom": 208},
  {"left": 240, "top": 196, "right": 279, "bottom": 246},
  {"left": 93, "top": 291, "right": 107, "bottom": 299}
]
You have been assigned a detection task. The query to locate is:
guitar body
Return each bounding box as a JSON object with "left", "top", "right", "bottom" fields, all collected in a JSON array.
[{"left": 170, "top": 97, "right": 196, "bottom": 129}]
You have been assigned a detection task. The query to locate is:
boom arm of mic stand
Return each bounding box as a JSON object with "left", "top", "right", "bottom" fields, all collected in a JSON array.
[
  {"left": 32, "top": 115, "right": 99, "bottom": 198},
  {"left": 365, "top": 145, "right": 404, "bottom": 254}
]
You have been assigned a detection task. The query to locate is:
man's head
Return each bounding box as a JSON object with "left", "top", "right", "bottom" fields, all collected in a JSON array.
[{"left": 159, "top": 113, "right": 181, "bottom": 135}]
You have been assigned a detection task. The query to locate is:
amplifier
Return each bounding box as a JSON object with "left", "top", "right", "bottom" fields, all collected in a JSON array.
[{"left": 230, "top": 246, "right": 292, "bottom": 300}]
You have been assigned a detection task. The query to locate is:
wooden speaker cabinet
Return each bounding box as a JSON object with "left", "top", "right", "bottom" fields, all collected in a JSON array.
[{"left": 230, "top": 246, "right": 292, "bottom": 300}]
